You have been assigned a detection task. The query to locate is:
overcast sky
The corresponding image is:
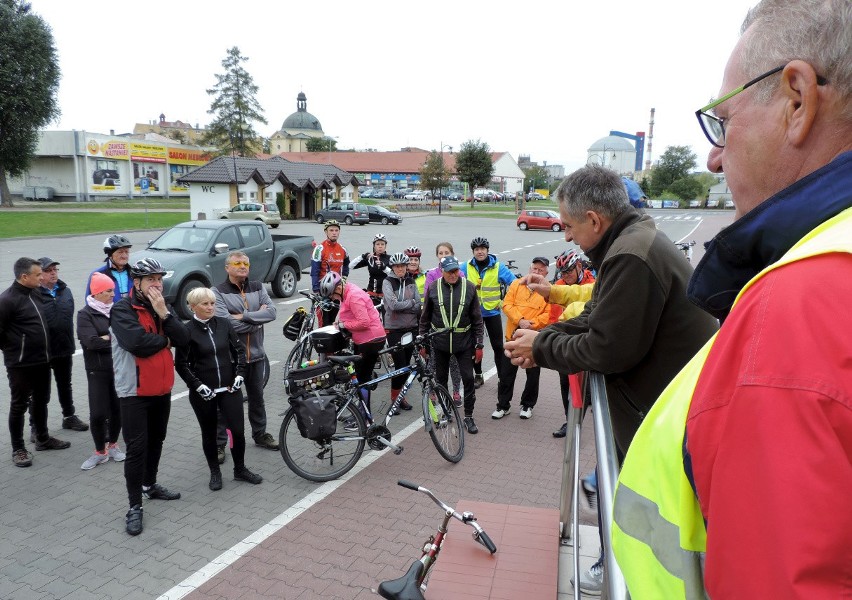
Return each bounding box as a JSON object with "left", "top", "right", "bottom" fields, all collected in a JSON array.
[{"left": 33, "top": 0, "right": 751, "bottom": 175}]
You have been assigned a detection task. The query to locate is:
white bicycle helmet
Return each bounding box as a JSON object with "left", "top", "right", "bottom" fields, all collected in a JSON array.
[
  {"left": 389, "top": 252, "right": 409, "bottom": 266},
  {"left": 319, "top": 271, "right": 343, "bottom": 298}
]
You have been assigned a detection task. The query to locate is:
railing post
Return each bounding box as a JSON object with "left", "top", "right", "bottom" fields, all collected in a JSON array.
[{"left": 559, "top": 374, "right": 585, "bottom": 541}]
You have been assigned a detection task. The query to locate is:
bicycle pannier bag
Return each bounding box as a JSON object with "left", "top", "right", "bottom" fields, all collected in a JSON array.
[
  {"left": 310, "top": 325, "right": 348, "bottom": 353},
  {"left": 282, "top": 307, "right": 307, "bottom": 341},
  {"left": 289, "top": 391, "right": 338, "bottom": 440}
]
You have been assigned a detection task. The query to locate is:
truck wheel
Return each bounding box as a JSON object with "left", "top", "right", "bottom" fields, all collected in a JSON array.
[
  {"left": 176, "top": 279, "right": 205, "bottom": 319},
  {"left": 271, "top": 264, "right": 297, "bottom": 298}
]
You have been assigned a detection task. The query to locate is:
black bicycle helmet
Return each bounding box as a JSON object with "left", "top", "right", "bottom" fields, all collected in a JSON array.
[
  {"left": 388, "top": 252, "right": 409, "bottom": 266},
  {"left": 470, "top": 237, "right": 489, "bottom": 249},
  {"left": 129, "top": 258, "right": 167, "bottom": 278},
  {"left": 324, "top": 219, "right": 341, "bottom": 231},
  {"left": 404, "top": 246, "right": 421, "bottom": 258},
  {"left": 319, "top": 272, "right": 343, "bottom": 298},
  {"left": 103, "top": 234, "right": 132, "bottom": 256}
]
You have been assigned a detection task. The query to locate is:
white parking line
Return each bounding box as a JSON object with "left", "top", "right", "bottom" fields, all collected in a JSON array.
[
  {"left": 157, "top": 367, "right": 497, "bottom": 599},
  {"left": 277, "top": 297, "right": 309, "bottom": 306}
]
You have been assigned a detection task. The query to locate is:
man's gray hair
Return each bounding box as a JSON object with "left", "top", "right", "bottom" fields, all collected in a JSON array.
[
  {"left": 555, "top": 165, "right": 630, "bottom": 222},
  {"left": 226, "top": 250, "right": 249, "bottom": 262},
  {"left": 741, "top": 0, "right": 852, "bottom": 117}
]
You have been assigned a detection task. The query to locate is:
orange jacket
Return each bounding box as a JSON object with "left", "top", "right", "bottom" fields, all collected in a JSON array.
[{"left": 502, "top": 279, "right": 551, "bottom": 340}]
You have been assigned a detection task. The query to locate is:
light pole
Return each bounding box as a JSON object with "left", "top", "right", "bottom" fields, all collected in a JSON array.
[{"left": 439, "top": 142, "right": 452, "bottom": 216}]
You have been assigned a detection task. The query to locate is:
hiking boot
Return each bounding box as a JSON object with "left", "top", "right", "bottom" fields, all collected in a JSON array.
[
  {"left": 216, "top": 444, "right": 227, "bottom": 465},
  {"left": 553, "top": 422, "right": 568, "bottom": 438},
  {"left": 62, "top": 415, "right": 89, "bottom": 431},
  {"left": 254, "top": 433, "right": 279, "bottom": 450},
  {"left": 12, "top": 449, "right": 33, "bottom": 468},
  {"left": 142, "top": 483, "right": 181, "bottom": 501},
  {"left": 35, "top": 436, "right": 71, "bottom": 451},
  {"left": 571, "top": 556, "right": 603, "bottom": 596},
  {"left": 209, "top": 468, "right": 223, "bottom": 491},
  {"left": 81, "top": 451, "right": 109, "bottom": 470},
  {"left": 107, "top": 443, "right": 126, "bottom": 462},
  {"left": 519, "top": 406, "right": 533, "bottom": 420},
  {"left": 491, "top": 407, "right": 510, "bottom": 419},
  {"left": 473, "top": 374, "right": 484, "bottom": 389},
  {"left": 463, "top": 416, "right": 478, "bottom": 434},
  {"left": 125, "top": 505, "right": 143, "bottom": 536},
  {"left": 234, "top": 466, "right": 263, "bottom": 485}
]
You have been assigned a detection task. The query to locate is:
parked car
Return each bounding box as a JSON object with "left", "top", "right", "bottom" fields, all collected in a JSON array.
[
  {"left": 724, "top": 199, "right": 735, "bottom": 209},
  {"left": 136, "top": 220, "right": 313, "bottom": 318},
  {"left": 219, "top": 201, "right": 281, "bottom": 227},
  {"left": 516, "top": 209, "right": 563, "bottom": 232},
  {"left": 403, "top": 190, "right": 428, "bottom": 200},
  {"left": 473, "top": 188, "right": 499, "bottom": 202},
  {"left": 448, "top": 191, "right": 464, "bottom": 201},
  {"left": 372, "top": 189, "right": 390, "bottom": 199},
  {"left": 360, "top": 188, "right": 375, "bottom": 198},
  {"left": 315, "top": 201, "right": 370, "bottom": 225},
  {"left": 526, "top": 192, "right": 546, "bottom": 201},
  {"left": 367, "top": 205, "right": 402, "bottom": 225},
  {"left": 393, "top": 188, "right": 410, "bottom": 199}
]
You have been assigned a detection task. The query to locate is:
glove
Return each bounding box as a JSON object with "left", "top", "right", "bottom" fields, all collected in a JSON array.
[
  {"left": 474, "top": 348, "right": 484, "bottom": 364},
  {"left": 197, "top": 384, "right": 216, "bottom": 401},
  {"left": 231, "top": 375, "right": 244, "bottom": 392}
]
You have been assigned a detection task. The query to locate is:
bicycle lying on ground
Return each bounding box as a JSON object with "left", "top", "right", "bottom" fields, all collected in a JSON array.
[
  {"left": 279, "top": 328, "right": 464, "bottom": 482},
  {"left": 377, "top": 480, "right": 497, "bottom": 600},
  {"left": 676, "top": 240, "right": 696, "bottom": 263}
]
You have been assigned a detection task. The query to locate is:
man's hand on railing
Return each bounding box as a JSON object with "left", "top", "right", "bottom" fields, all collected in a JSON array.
[{"left": 503, "top": 329, "right": 539, "bottom": 368}]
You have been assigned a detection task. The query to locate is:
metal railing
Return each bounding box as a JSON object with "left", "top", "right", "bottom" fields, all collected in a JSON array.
[{"left": 558, "top": 372, "right": 629, "bottom": 600}]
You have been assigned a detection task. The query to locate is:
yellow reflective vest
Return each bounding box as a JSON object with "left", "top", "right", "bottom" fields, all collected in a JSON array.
[
  {"left": 612, "top": 207, "right": 852, "bottom": 599},
  {"left": 466, "top": 264, "right": 502, "bottom": 312}
]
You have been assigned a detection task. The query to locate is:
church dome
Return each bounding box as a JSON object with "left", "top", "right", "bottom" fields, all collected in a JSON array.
[
  {"left": 281, "top": 92, "right": 322, "bottom": 131},
  {"left": 588, "top": 135, "right": 635, "bottom": 152}
]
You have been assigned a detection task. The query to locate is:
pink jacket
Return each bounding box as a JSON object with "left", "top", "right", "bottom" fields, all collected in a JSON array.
[{"left": 337, "top": 282, "right": 385, "bottom": 345}]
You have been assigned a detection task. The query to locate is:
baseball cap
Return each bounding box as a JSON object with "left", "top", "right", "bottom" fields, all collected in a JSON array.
[
  {"left": 38, "top": 257, "right": 59, "bottom": 270},
  {"left": 440, "top": 256, "right": 460, "bottom": 272},
  {"left": 532, "top": 256, "right": 550, "bottom": 266}
]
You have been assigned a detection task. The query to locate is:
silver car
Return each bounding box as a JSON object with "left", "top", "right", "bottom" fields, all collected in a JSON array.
[{"left": 219, "top": 202, "right": 281, "bottom": 227}]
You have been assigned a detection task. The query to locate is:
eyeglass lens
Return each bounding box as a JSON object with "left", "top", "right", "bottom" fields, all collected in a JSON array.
[{"left": 230, "top": 261, "right": 250, "bottom": 267}]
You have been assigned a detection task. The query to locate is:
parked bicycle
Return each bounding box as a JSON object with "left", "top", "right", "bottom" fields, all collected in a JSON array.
[
  {"left": 279, "top": 328, "right": 464, "bottom": 482},
  {"left": 377, "top": 480, "right": 497, "bottom": 600},
  {"left": 676, "top": 240, "right": 696, "bottom": 263},
  {"left": 282, "top": 289, "right": 338, "bottom": 377},
  {"left": 501, "top": 259, "right": 523, "bottom": 298}
]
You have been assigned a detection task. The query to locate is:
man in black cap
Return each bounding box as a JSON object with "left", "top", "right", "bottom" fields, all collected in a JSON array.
[
  {"left": 0, "top": 257, "right": 71, "bottom": 468},
  {"left": 419, "top": 256, "right": 484, "bottom": 434},
  {"left": 37, "top": 257, "right": 89, "bottom": 436},
  {"left": 495, "top": 257, "right": 552, "bottom": 421}
]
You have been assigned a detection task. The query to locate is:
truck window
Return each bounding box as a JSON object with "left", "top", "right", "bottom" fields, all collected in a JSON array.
[
  {"left": 238, "top": 223, "right": 264, "bottom": 249},
  {"left": 215, "top": 227, "right": 240, "bottom": 251}
]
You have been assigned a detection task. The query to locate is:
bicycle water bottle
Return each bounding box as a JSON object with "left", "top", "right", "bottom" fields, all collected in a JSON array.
[{"left": 301, "top": 359, "right": 318, "bottom": 368}]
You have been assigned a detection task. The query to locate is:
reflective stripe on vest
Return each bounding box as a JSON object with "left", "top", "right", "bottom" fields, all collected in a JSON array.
[
  {"left": 612, "top": 207, "right": 852, "bottom": 599},
  {"left": 434, "top": 279, "right": 470, "bottom": 354},
  {"left": 467, "top": 263, "right": 502, "bottom": 310}
]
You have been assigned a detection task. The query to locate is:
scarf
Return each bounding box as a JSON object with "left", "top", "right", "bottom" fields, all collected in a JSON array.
[{"left": 86, "top": 294, "right": 112, "bottom": 317}]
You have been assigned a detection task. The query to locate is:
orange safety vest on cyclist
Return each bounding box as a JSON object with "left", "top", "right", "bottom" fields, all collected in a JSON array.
[{"left": 611, "top": 208, "right": 852, "bottom": 599}]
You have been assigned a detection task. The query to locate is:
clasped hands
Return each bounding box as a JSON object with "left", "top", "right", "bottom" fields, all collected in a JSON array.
[{"left": 503, "top": 328, "right": 539, "bottom": 369}]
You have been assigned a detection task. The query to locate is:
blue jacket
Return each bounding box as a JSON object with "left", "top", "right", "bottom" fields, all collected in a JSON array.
[{"left": 460, "top": 254, "right": 516, "bottom": 318}]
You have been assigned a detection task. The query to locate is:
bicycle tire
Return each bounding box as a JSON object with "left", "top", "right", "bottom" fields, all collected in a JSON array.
[
  {"left": 422, "top": 383, "right": 464, "bottom": 463},
  {"left": 284, "top": 336, "right": 316, "bottom": 377},
  {"left": 279, "top": 399, "right": 366, "bottom": 482}
]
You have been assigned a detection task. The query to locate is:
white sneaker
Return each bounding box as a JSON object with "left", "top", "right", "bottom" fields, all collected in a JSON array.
[
  {"left": 107, "top": 444, "right": 126, "bottom": 462},
  {"left": 81, "top": 452, "right": 109, "bottom": 470},
  {"left": 491, "top": 408, "right": 510, "bottom": 419},
  {"left": 570, "top": 557, "right": 603, "bottom": 596},
  {"left": 519, "top": 406, "right": 533, "bottom": 419}
]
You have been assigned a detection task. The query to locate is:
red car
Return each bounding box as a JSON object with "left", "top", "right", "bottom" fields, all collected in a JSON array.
[{"left": 516, "top": 209, "right": 563, "bottom": 231}]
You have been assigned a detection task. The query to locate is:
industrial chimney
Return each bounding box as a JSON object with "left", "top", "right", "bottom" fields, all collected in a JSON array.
[{"left": 645, "top": 108, "right": 655, "bottom": 171}]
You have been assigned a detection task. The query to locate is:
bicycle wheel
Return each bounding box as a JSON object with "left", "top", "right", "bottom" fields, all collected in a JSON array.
[
  {"left": 284, "top": 336, "right": 316, "bottom": 377},
  {"left": 279, "top": 399, "right": 366, "bottom": 482},
  {"left": 422, "top": 383, "right": 464, "bottom": 463}
]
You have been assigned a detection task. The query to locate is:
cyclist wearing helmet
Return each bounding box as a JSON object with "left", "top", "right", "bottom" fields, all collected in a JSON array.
[
  {"left": 404, "top": 246, "right": 426, "bottom": 300},
  {"left": 87, "top": 234, "right": 133, "bottom": 303},
  {"left": 320, "top": 272, "right": 386, "bottom": 411},
  {"left": 382, "top": 252, "right": 421, "bottom": 412},
  {"left": 460, "top": 237, "right": 516, "bottom": 390},
  {"left": 110, "top": 258, "right": 190, "bottom": 536},
  {"left": 548, "top": 250, "right": 596, "bottom": 323},
  {"left": 311, "top": 220, "right": 350, "bottom": 326},
  {"left": 351, "top": 233, "right": 391, "bottom": 301}
]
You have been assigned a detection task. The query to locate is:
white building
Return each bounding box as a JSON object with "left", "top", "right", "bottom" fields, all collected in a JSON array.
[{"left": 587, "top": 135, "right": 637, "bottom": 175}]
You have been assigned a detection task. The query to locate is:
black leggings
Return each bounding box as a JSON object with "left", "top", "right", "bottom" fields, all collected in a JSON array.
[
  {"left": 86, "top": 369, "right": 121, "bottom": 449},
  {"left": 121, "top": 393, "right": 171, "bottom": 508},
  {"left": 473, "top": 314, "right": 505, "bottom": 378},
  {"left": 387, "top": 327, "right": 416, "bottom": 389},
  {"left": 353, "top": 338, "right": 385, "bottom": 411},
  {"left": 189, "top": 389, "right": 246, "bottom": 471}
]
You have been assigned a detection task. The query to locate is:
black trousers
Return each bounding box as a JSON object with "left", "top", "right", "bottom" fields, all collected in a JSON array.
[
  {"left": 7, "top": 363, "right": 51, "bottom": 451},
  {"left": 473, "top": 314, "right": 505, "bottom": 380},
  {"left": 354, "top": 338, "right": 385, "bottom": 411},
  {"left": 121, "top": 393, "right": 171, "bottom": 508},
  {"left": 387, "top": 327, "right": 416, "bottom": 390},
  {"left": 217, "top": 355, "right": 270, "bottom": 445},
  {"left": 50, "top": 354, "right": 76, "bottom": 417},
  {"left": 496, "top": 363, "right": 541, "bottom": 410},
  {"left": 189, "top": 389, "right": 246, "bottom": 471},
  {"left": 434, "top": 348, "right": 476, "bottom": 416},
  {"left": 86, "top": 369, "right": 121, "bottom": 449}
]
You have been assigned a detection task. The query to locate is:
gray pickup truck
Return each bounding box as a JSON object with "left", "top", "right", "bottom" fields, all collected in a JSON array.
[{"left": 132, "top": 220, "right": 313, "bottom": 319}]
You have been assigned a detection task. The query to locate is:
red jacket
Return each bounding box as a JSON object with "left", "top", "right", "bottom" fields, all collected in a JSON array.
[{"left": 686, "top": 253, "right": 852, "bottom": 598}]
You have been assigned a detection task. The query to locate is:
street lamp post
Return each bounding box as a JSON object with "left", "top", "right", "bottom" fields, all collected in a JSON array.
[{"left": 439, "top": 142, "right": 452, "bottom": 216}]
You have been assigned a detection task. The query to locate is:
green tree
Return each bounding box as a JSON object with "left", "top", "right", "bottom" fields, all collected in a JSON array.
[
  {"left": 649, "top": 145, "right": 697, "bottom": 197},
  {"left": 0, "top": 0, "right": 60, "bottom": 207},
  {"left": 694, "top": 172, "right": 718, "bottom": 199},
  {"left": 668, "top": 176, "right": 704, "bottom": 201},
  {"left": 201, "top": 46, "right": 267, "bottom": 158},
  {"left": 419, "top": 150, "right": 450, "bottom": 202},
  {"left": 454, "top": 139, "right": 493, "bottom": 208},
  {"left": 167, "top": 130, "right": 187, "bottom": 145},
  {"left": 523, "top": 165, "right": 549, "bottom": 195},
  {"left": 305, "top": 136, "right": 338, "bottom": 152}
]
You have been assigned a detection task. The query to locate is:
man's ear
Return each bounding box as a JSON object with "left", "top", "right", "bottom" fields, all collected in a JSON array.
[
  {"left": 587, "top": 210, "right": 603, "bottom": 232},
  {"left": 781, "top": 60, "right": 821, "bottom": 146}
]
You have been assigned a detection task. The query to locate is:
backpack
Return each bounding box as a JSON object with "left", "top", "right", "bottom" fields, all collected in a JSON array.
[
  {"left": 289, "top": 391, "right": 339, "bottom": 441},
  {"left": 282, "top": 307, "right": 307, "bottom": 341}
]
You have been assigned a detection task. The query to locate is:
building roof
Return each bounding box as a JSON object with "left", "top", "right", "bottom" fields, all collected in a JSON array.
[
  {"left": 178, "top": 155, "right": 360, "bottom": 189},
  {"left": 280, "top": 92, "right": 322, "bottom": 131},
  {"left": 277, "top": 150, "right": 511, "bottom": 176},
  {"left": 588, "top": 135, "right": 636, "bottom": 152}
]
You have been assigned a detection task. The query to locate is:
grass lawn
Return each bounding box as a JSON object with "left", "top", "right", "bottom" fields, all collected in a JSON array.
[
  {"left": 17, "top": 198, "right": 190, "bottom": 210},
  {"left": 0, "top": 212, "right": 189, "bottom": 238}
]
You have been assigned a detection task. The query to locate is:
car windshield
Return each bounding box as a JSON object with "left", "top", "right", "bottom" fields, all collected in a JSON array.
[{"left": 149, "top": 226, "right": 213, "bottom": 252}]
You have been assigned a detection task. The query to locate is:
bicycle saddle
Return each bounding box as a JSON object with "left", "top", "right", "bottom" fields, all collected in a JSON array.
[
  {"left": 377, "top": 560, "right": 426, "bottom": 600},
  {"left": 327, "top": 355, "right": 362, "bottom": 365}
]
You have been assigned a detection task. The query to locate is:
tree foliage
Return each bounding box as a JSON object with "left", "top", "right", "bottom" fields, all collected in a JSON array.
[
  {"left": 201, "top": 47, "right": 267, "bottom": 158},
  {"left": 305, "top": 136, "right": 338, "bottom": 152},
  {"left": 649, "top": 145, "right": 697, "bottom": 197},
  {"left": 668, "top": 177, "right": 704, "bottom": 201},
  {"left": 0, "top": 0, "right": 61, "bottom": 207},
  {"left": 454, "top": 140, "right": 493, "bottom": 205},
  {"left": 523, "top": 165, "right": 549, "bottom": 192},
  {"left": 419, "top": 151, "right": 450, "bottom": 198}
]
